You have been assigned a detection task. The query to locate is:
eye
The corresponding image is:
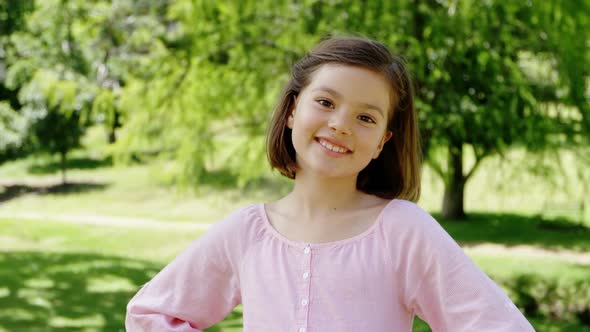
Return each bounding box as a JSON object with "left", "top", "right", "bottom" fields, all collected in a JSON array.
[
  {"left": 358, "top": 115, "right": 376, "bottom": 124},
  {"left": 316, "top": 98, "right": 335, "bottom": 109}
]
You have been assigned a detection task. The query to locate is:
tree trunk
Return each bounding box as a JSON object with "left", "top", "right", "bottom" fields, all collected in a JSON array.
[
  {"left": 108, "top": 127, "right": 116, "bottom": 144},
  {"left": 60, "top": 150, "right": 67, "bottom": 185},
  {"left": 108, "top": 110, "right": 119, "bottom": 144},
  {"left": 442, "top": 142, "right": 466, "bottom": 219}
]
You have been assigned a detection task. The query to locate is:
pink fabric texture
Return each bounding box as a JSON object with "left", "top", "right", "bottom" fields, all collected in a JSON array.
[{"left": 126, "top": 199, "right": 535, "bottom": 331}]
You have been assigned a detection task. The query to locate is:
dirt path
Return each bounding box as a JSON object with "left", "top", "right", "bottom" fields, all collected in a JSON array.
[
  {"left": 463, "top": 243, "right": 590, "bottom": 265},
  {"left": 2, "top": 211, "right": 589, "bottom": 264}
]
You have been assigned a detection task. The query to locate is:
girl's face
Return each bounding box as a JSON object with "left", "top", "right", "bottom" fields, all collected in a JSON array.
[{"left": 287, "top": 64, "right": 393, "bottom": 179}]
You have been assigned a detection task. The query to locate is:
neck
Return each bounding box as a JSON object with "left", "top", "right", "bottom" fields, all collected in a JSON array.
[{"left": 283, "top": 170, "right": 364, "bottom": 220}]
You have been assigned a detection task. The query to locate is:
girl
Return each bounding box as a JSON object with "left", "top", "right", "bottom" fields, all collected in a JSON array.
[{"left": 126, "top": 37, "right": 534, "bottom": 331}]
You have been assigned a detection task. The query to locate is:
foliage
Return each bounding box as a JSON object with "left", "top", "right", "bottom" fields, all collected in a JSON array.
[
  {"left": 1, "top": 153, "right": 589, "bottom": 330},
  {"left": 0, "top": 101, "right": 29, "bottom": 163},
  {"left": 1, "top": 0, "right": 588, "bottom": 214},
  {"left": 113, "top": 1, "right": 589, "bottom": 200},
  {"left": 506, "top": 275, "right": 590, "bottom": 325},
  {"left": 13, "top": 69, "right": 94, "bottom": 182},
  {"left": 0, "top": 0, "right": 35, "bottom": 163}
]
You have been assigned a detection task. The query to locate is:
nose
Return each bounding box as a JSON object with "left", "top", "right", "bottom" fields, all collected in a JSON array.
[{"left": 328, "top": 110, "right": 353, "bottom": 135}]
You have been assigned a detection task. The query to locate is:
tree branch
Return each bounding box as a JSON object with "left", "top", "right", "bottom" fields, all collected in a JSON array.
[
  {"left": 464, "top": 145, "right": 489, "bottom": 181},
  {"left": 425, "top": 158, "right": 447, "bottom": 184}
]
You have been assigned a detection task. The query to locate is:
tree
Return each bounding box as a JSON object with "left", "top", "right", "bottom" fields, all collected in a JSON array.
[
  {"left": 0, "top": 0, "right": 35, "bottom": 165},
  {"left": 0, "top": 102, "right": 29, "bottom": 165},
  {"left": 3, "top": 0, "right": 96, "bottom": 182},
  {"left": 115, "top": 0, "right": 587, "bottom": 218},
  {"left": 22, "top": 71, "right": 92, "bottom": 184},
  {"left": 406, "top": 0, "right": 589, "bottom": 218},
  {"left": 5, "top": 0, "right": 586, "bottom": 217},
  {"left": 111, "top": 0, "right": 309, "bottom": 185}
]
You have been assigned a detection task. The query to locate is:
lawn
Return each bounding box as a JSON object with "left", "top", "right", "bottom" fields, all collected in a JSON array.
[
  {"left": 0, "top": 151, "right": 589, "bottom": 331},
  {"left": 1, "top": 217, "right": 589, "bottom": 332}
]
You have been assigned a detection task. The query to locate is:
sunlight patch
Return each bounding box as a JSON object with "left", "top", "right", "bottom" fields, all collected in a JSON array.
[
  {"left": 39, "top": 236, "right": 67, "bottom": 246},
  {"left": 49, "top": 313, "right": 105, "bottom": 328},
  {"left": 0, "top": 287, "right": 9, "bottom": 298},
  {"left": 24, "top": 278, "right": 55, "bottom": 289},
  {"left": 27, "top": 296, "right": 52, "bottom": 309},
  {"left": 17, "top": 288, "right": 42, "bottom": 300},
  {"left": 48, "top": 259, "right": 119, "bottom": 274},
  {"left": 87, "top": 275, "right": 137, "bottom": 293},
  {"left": 0, "top": 235, "right": 39, "bottom": 250},
  {"left": 121, "top": 260, "right": 150, "bottom": 270},
  {"left": 0, "top": 308, "right": 36, "bottom": 321}
]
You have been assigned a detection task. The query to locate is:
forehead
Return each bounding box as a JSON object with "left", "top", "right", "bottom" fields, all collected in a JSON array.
[{"left": 305, "top": 64, "right": 392, "bottom": 114}]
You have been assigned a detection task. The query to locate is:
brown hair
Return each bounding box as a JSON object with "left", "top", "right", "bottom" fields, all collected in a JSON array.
[{"left": 266, "top": 36, "right": 421, "bottom": 202}]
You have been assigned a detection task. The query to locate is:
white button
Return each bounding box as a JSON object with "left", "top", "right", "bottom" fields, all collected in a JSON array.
[
  {"left": 299, "top": 328, "right": 306, "bottom": 332},
  {"left": 301, "top": 298, "right": 308, "bottom": 306},
  {"left": 302, "top": 272, "right": 310, "bottom": 280},
  {"left": 303, "top": 247, "right": 311, "bottom": 254}
]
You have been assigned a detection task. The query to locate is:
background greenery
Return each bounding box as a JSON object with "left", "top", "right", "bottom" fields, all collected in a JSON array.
[{"left": 1, "top": 0, "right": 589, "bottom": 331}]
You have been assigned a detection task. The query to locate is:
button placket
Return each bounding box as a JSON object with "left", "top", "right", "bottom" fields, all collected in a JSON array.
[{"left": 298, "top": 245, "right": 313, "bottom": 331}]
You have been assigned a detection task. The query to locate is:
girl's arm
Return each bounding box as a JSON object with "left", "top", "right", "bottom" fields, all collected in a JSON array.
[
  {"left": 394, "top": 202, "right": 535, "bottom": 331},
  {"left": 125, "top": 211, "right": 244, "bottom": 332}
]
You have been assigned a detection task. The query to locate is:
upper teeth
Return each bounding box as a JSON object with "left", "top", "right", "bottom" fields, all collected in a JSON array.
[{"left": 319, "top": 139, "right": 348, "bottom": 153}]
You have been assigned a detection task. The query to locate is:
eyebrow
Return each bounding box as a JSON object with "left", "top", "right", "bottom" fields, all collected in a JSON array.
[{"left": 311, "top": 87, "right": 386, "bottom": 117}]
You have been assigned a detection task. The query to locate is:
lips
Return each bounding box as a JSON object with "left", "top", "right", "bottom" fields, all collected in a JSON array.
[{"left": 315, "top": 137, "right": 352, "bottom": 154}]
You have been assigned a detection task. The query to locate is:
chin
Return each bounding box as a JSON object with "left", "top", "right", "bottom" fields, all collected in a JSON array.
[{"left": 308, "top": 165, "right": 361, "bottom": 180}]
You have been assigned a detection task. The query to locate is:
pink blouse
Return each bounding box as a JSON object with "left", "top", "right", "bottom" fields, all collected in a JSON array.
[{"left": 126, "top": 199, "right": 534, "bottom": 331}]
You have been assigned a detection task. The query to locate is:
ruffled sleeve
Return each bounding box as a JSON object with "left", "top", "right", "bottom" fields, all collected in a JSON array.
[
  {"left": 125, "top": 207, "right": 251, "bottom": 331},
  {"left": 389, "top": 201, "right": 535, "bottom": 331}
]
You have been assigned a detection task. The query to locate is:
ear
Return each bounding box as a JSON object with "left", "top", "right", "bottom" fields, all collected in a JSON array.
[
  {"left": 286, "top": 96, "right": 297, "bottom": 129},
  {"left": 372, "top": 130, "right": 393, "bottom": 159}
]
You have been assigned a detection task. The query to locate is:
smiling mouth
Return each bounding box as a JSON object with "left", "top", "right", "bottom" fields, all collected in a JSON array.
[{"left": 315, "top": 138, "right": 352, "bottom": 154}]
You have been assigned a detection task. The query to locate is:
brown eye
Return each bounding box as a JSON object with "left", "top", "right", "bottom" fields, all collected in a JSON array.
[
  {"left": 358, "top": 115, "right": 376, "bottom": 123},
  {"left": 317, "top": 99, "right": 334, "bottom": 109}
]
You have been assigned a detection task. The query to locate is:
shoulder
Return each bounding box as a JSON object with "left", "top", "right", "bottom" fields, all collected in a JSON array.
[
  {"left": 381, "top": 199, "right": 438, "bottom": 230},
  {"left": 166, "top": 203, "right": 268, "bottom": 277},
  {"left": 204, "top": 203, "right": 266, "bottom": 244},
  {"left": 379, "top": 199, "right": 459, "bottom": 251},
  {"left": 185, "top": 203, "right": 266, "bottom": 263}
]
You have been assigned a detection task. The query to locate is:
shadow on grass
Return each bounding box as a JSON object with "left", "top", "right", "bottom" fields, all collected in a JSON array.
[
  {"left": 0, "top": 182, "right": 109, "bottom": 204},
  {"left": 0, "top": 251, "right": 242, "bottom": 332},
  {"left": 198, "top": 169, "right": 241, "bottom": 189},
  {"left": 28, "top": 156, "right": 113, "bottom": 175},
  {"left": 436, "top": 212, "right": 590, "bottom": 252},
  {"left": 1, "top": 251, "right": 586, "bottom": 332}
]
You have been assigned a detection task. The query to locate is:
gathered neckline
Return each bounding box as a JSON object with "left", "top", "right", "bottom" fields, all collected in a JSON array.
[{"left": 256, "top": 199, "right": 397, "bottom": 249}]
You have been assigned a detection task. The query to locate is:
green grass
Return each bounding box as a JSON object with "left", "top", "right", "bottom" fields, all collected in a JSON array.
[
  {"left": 0, "top": 251, "right": 156, "bottom": 332},
  {"left": 438, "top": 212, "right": 590, "bottom": 252},
  {"left": 0, "top": 218, "right": 204, "bottom": 263},
  {"left": 1, "top": 150, "right": 589, "bottom": 331},
  {"left": 0, "top": 154, "right": 272, "bottom": 223},
  {"left": 0, "top": 248, "right": 244, "bottom": 332},
  {"left": 1, "top": 147, "right": 589, "bottom": 224},
  {"left": 470, "top": 252, "right": 590, "bottom": 282},
  {"left": 1, "top": 217, "right": 588, "bottom": 331}
]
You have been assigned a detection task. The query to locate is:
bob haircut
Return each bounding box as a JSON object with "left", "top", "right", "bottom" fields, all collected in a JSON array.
[{"left": 266, "top": 36, "right": 421, "bottom": 202}]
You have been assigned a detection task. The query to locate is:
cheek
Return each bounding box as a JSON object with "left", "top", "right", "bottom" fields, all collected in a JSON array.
[
  {"left": 359, "top": 128, "right": 385, "bottom": 144},
  {"left": 295, "top": 110, "right": 323, "bottom": 132}
]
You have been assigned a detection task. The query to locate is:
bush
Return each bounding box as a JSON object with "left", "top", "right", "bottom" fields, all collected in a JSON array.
[{"left": 503, "top": 274, "right": 590, "bottom": 325}]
